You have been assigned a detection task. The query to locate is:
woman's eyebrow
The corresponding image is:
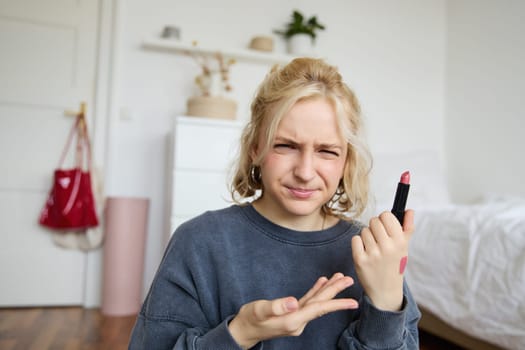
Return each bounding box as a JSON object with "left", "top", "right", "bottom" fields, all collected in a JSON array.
[
  {"left": 274, "top": 136, "right": 343, "bottom": 150},
  {"left": 273, "top": 136, "right": 298, "bottom": 145},
  {"left": 318, "top": 143, "right": 344, "bottom": 150}
]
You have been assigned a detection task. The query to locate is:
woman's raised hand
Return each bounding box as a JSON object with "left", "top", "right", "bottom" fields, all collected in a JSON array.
[
  {"left": 351, "top": 210, "right": 415, "bottom": 311},
  {"left": 228, "top": 273, "right": 358, "bottom": 349}
]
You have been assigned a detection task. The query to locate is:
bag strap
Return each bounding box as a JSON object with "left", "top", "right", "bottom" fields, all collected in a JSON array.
[
  {"left": 79, "top": 113, "right": 94, "bottom": 171},
  {"left": 57, "top": 111, "right": 93, "bottom": 171}
]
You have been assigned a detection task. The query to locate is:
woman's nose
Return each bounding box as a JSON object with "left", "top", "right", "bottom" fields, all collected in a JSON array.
[{"left": 293, "top": 152, "right": 316, "bottom": 181}]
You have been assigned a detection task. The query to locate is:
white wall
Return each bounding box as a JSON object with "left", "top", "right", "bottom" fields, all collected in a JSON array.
[
  {"left": 445, "top": 0, "right": 525, "bottom": 203},
  {"left": 108, "top": 0, "right": 446, "bottom": 297}
]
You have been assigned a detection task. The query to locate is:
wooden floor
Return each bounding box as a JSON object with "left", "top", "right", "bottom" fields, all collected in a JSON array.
[
  {"left": 0, "top": 307, "right": 136, "bottom": 350},
  {"left": 0, "top": 307, "right": 464, "bottom": 349}
]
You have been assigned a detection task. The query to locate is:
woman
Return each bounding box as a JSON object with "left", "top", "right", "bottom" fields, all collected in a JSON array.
[{"left": 129, "top": 58, "right": 420, "bottom": 349}]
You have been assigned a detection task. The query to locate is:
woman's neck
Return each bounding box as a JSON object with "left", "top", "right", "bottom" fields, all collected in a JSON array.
[{"left": 252, "top": 200, "right": 336, "bottom": 232}]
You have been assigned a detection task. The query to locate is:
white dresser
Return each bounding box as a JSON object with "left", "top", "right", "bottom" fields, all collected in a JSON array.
[{"left": 168, "top": 116, "right": 244, "bottom": 235}]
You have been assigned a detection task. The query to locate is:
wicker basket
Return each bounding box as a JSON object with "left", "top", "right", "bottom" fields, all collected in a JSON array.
[
  {"left": 186, "top": 96, "right": 237, "bottom": 120},
  {"left": 249, "top": 36, "right": 274, "bottom": 52}
]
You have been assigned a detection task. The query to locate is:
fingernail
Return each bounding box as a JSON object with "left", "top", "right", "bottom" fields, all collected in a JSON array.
[
  {"left": 332, "top": 272, "right": 344, "bottom": 279},
  {"left": 285, "top": 299, "right": 298, "bottom": 312},
  {"left": 347, "top": 300, "right": 359, "bottom": 309},
  {"left": 344, "top": 277, "right": 354, "bottom": 287}
]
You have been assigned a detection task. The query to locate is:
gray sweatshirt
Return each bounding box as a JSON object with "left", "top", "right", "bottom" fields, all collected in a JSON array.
[{"left": 129, "top": 204, "right": 420, "bottom": 349}]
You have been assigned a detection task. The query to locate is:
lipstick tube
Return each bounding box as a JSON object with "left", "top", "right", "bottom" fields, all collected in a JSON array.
[{"left": 391, "top": 171, "right": 410, "bottom": 225}]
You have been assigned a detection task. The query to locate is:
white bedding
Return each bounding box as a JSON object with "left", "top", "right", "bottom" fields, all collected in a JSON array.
[{"left": 406, "top": 195, "right": 525, "bottom": 350}]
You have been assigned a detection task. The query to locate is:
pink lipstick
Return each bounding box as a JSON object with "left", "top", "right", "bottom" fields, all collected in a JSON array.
[{"left": 391, "top": 171, "right": 410, "bottom": 225}]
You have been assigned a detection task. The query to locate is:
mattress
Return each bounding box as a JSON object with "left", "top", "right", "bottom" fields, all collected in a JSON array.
[{"left": 405, "top": 195, "right": 525, "bottom": 350}]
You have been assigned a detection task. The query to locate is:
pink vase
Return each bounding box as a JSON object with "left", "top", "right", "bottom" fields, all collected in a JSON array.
[{"left": 101, "top": 197, "right": 149, "bottom": 316}]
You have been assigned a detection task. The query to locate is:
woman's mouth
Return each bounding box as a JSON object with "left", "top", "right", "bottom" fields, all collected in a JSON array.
[{"left": 288, "top": 187, "right": 316, "bottom": 199}]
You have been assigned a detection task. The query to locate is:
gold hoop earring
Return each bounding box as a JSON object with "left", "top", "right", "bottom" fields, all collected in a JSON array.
[
  {"left": 250, "top": 165, "right": 262, "bottom": 185},
  {"left": 335, "top": 179, "right": 345, "bottom": 196}
]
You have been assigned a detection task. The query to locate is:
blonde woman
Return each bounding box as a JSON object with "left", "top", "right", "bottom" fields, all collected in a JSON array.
[{"left": 129, "top": 58, "right": 420, "bottom": 349}]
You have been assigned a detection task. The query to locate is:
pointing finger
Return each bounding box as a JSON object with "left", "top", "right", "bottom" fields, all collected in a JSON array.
[
  {"left": 299, "top": 276, "right": 328, "bottom": 306},
  {"left": 290, "top": 298, "right": 358, "bottom": 325},
  {"left": 308, "top": 275, "right": 354, "bottom": 303}
]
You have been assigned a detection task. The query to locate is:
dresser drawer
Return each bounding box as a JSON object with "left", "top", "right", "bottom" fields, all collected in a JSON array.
[
  {"left": 171, "top": 169, "right": 233, "bottom": 217},
  {"left": 173, "top": 117, "right": 242, "bottom": 170}
]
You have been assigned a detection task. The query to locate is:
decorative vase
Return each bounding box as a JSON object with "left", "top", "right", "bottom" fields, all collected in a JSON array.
[
  {"left": 186, "top": 96, "right": 237, "bottom": 120},
  {"left": 287, "top": 34, "right": 314, "bottom": 56}
]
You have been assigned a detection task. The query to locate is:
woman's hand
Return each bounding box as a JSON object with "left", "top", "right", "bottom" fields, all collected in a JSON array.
[
  {"left": 351, "top": 210, "right": 415, "bottom": 311},
  {"left": 228, "top": 273, "right": 358, "bottom": 349}
]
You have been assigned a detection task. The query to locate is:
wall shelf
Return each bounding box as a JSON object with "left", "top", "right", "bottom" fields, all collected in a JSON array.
[{"left": 142, "top": 38, "right": 295, "bottom": 65}]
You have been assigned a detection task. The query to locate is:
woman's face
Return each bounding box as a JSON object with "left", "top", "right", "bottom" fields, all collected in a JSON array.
[{"left": 254, "top": 97, "right": 347, "bottom": 229}]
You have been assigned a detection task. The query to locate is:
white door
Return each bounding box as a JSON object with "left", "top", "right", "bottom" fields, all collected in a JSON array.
[{"left": 0, "top": 0, "right": 101, "bottom": 306}]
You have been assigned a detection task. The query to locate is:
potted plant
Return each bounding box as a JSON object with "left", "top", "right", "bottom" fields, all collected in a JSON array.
[{"left": 274, "top": 10, "right": 326, "bottom": 55}]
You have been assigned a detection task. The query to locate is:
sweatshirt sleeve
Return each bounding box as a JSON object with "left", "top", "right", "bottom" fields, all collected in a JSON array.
[
  {"left": 128, "top": 223, "right": 254, "bottom": 350},
  {"left": 129, "top": 313, "right": 247, "bottom": 350},
  {"left": 337, "top": 282, "right": 421, "bottom": 350}
]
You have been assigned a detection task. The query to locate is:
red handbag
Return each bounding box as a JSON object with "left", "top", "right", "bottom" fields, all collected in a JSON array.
[{"left": 39, "top": 111, "right": 99, "bottom": 230}]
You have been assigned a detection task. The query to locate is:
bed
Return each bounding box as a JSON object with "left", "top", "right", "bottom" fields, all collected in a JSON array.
[{"left": 369, "top": 151, "right": 525, "bottom": 350}]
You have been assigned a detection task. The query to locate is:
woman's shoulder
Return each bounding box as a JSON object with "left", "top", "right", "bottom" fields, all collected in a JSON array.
[
  {"left": 169, "top": 205, "right": 245, "bottom": 243},
  {"left": 163, "top": 205, "right": 249, "bottom": 262},
  {"left": 179, "top": 204, "right": 244, "bottom": 230}
]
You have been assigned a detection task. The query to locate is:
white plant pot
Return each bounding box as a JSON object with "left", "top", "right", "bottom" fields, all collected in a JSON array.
[{"left": 287, "top": 34, "right": 314, "bottom": 56}]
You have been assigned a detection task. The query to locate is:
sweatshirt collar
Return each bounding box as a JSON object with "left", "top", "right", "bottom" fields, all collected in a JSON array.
[{"left": 239, "top": 204, "right": 361, "bottom": 246}]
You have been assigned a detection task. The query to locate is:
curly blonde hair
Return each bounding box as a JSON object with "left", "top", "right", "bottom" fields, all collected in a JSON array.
[{"left": 230, "top": 58, "right": 371, "bottom": 219}]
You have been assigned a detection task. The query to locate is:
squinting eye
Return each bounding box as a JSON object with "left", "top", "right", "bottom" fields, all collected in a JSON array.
[
  {"left": 274, "top": 143, "right": 294, "bottom": 149},
  {"left": 321, "top": 150, "right": 339, "bottom": 156}
]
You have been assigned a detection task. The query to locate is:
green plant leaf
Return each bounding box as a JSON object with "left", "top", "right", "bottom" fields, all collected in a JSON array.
[{"left": 274, "top": 10, "right": 326, "bottom": 40}]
